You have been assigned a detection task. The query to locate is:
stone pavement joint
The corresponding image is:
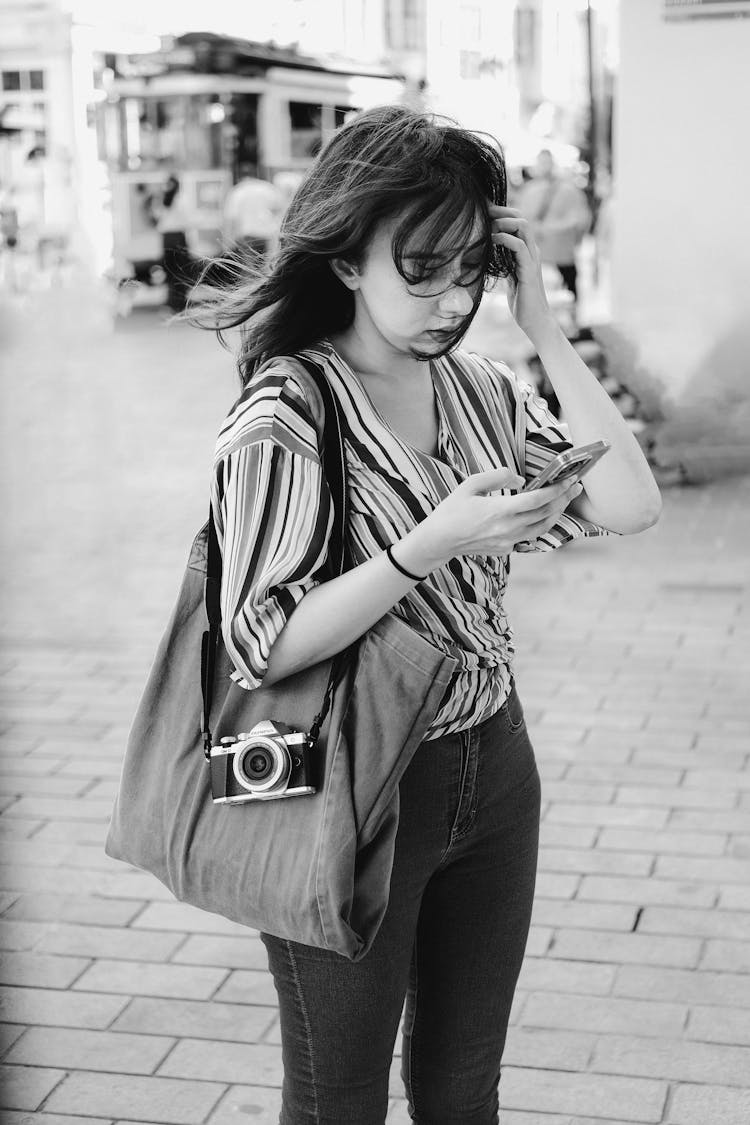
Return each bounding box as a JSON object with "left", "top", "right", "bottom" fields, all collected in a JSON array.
[{"left": 1, "top": 300, "right": 749, "bottom": 1122}]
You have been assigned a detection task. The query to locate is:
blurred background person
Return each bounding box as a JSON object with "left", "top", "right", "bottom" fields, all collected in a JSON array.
[
  {"left": 517, "top": 149, "right": 591, "bottom": 332},
  {"left": 0, "top": 185, "right": 20, "bottom": 290},
  {"left": 221, "top": 165, "right": 286, "bottom": 261},
  {"left": 593, "top": 167, "right": 614, "bottom": 305},
  {"left": 154, "top": 174, "right": 197, "bottom": 313},
  {"left": 506, "top": 164, "right": 531, "bottom": 210}
]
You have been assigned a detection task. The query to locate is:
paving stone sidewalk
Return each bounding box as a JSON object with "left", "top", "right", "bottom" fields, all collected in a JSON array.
[{"left": 1, "top": 286, "right": 749, "bottom": 1124}]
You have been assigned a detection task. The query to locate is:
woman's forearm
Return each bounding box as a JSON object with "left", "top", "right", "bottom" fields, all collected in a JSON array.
[
  {"left": 262, "top": 536, "right": 426, "bottom": 686},
  {"left": 530, "top": 319, "right": 662, "bottom": 533}
]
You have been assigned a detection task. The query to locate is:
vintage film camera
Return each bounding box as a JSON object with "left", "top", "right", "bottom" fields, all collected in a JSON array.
[{"left": 210, "top": 720, "right": 316, "bottom": 804}]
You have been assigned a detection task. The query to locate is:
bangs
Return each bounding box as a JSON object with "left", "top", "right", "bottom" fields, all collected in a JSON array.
[
  {"left": 392, "top": 192, "right": 489, "bottom": 289},
  {"left": 391, "top": 188, "right": 513, "bottom": 293},
  {"left": 388, "top": 125, "right": 515, "bottom": 293}
]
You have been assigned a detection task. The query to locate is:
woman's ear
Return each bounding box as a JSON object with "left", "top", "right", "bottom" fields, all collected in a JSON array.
[{"left": 329, "top": 258, "right": 361, "bottom": 291}]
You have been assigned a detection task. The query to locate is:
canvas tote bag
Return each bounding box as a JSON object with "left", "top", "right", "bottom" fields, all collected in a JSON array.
[{"left": 105, "top": 356, "right": 458, "bottom": 961}]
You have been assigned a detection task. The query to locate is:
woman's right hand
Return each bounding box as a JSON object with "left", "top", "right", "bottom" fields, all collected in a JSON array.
[
  {"left": 263, "top": 465, "right": 581, "bottom": 685},
  {"left": 397, "top": 468, "right": 583, "bottom": 573}
]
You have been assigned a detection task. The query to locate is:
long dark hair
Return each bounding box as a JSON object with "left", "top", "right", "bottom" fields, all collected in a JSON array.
[{"left": 192, "top": 104, "right": 514, "bottom": 385}]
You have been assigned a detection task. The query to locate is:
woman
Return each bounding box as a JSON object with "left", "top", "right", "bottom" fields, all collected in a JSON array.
[{"left": 198, "top": 105, "right": 660, "bottom": 1124}]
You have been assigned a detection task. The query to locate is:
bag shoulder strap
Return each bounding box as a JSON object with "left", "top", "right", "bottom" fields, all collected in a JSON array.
[{"left": 201, "top": 355, "right": 349, "bottom": 757}]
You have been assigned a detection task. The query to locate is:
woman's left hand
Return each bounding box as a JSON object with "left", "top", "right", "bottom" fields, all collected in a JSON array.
[{"left": 489, "top": 204, "right": 554, "bottom": 343}]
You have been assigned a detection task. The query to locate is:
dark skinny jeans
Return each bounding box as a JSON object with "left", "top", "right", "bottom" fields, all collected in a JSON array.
[{"left": 261, "top": 683, "right": 541, "bottom": 1125}]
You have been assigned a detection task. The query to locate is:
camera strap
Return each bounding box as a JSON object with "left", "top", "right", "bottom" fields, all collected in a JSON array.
[{"left": 201, "top": 356, "right": 350, "bottom": 759}]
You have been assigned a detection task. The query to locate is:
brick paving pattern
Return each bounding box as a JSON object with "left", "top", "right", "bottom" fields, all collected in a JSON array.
[{"left": 1, "top": 283, "right": 749, "bottom": 1123}]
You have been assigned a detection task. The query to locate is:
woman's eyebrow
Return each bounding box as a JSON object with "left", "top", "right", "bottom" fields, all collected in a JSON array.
[{"left": 404, "top": 237, "right": 487, "bottom": 262}]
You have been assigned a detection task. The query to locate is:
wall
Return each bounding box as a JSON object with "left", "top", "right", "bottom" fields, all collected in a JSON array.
[{"left": 611, "top": 0, "right": 750, "bottom": 474}]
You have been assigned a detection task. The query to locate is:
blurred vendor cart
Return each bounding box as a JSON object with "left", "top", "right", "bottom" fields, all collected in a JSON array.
[{"left": 96, "top": 32, "right": 401, "bottom": 290}]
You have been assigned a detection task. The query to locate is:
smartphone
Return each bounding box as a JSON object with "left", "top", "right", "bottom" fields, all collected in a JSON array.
[{"left": 524, "top": 440, "right": 610, "bottom": 492}]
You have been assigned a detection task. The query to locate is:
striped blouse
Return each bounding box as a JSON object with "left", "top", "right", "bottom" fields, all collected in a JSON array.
[{"left": 211, "top": 339, "right": 607, "bottom": 740}]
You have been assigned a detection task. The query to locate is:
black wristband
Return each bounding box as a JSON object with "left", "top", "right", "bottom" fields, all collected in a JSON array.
[{"left": 385, "top": 543, "right": 427, "bottom": 582}]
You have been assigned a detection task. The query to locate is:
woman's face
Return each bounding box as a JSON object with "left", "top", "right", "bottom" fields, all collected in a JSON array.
[{"left": 341, "top": 210, "right": 487, "bottom": 357}]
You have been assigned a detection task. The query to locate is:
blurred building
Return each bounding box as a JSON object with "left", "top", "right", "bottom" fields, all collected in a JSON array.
[
  {"left": 280, "top": 1, "right": 615, "bottom": 173},
  {"left": 512, "top": 0, "right": 616, "bottom": 178},
  {"left": 0, "top": 0, "right": 162, "bottom": 266},
  {"left": 0, "top": 0, "right": 75, "bottom": 245}
]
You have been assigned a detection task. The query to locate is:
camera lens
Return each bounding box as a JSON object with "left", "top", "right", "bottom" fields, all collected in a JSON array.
[
  {"left": 233, "top": 736, "right": 290, "bottom": 794},
  {"left": 247, "top": 750, "right": 273, "bottom": 779}
]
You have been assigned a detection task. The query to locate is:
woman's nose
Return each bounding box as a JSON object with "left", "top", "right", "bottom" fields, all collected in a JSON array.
[{"left": 438, "top": 284, "right": 474, "bottom": 318}]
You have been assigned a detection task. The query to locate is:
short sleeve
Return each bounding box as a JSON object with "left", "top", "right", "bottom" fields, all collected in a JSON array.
[
  {"left": 515, "top": 377, "right": 610, "bottom": 553},
  {"left": 211, "top": 370, "right": 333, "bottom": 689}
]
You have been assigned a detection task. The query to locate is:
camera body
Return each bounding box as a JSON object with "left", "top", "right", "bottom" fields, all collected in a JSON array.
[{"left": 210, "top": 720, "right": 316, "bottom": 804}]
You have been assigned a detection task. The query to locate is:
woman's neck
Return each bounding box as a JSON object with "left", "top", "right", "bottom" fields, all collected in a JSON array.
[{"left": 328, "top": 321, "right": 425, "bottom": 385}]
